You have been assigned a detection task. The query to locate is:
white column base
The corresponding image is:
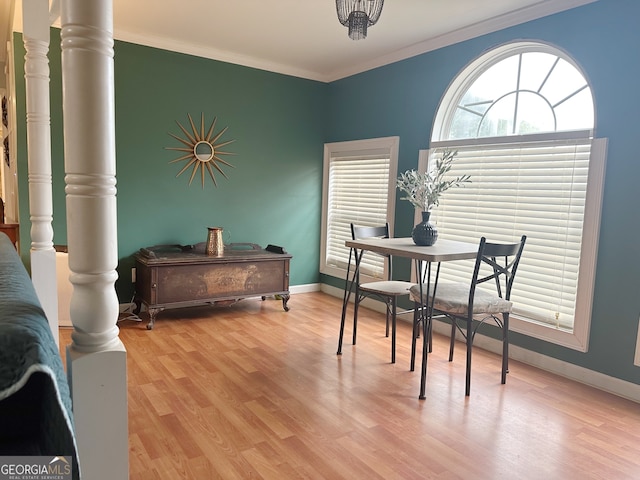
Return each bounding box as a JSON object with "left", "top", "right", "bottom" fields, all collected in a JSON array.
[{"left": 67, "top": 341, "right": 129, "bottom": 480}]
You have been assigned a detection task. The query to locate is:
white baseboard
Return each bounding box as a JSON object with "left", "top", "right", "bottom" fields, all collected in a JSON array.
[
  {"left": 290, "top": 283, "right": 322, "bottom": 294},
  {"left": 320, "top": 283, "right": 640, "bottom": 404}
]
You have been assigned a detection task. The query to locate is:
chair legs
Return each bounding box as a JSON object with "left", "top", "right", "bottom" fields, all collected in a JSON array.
[
  {"left": 391, "top": 297, "right": 397, "bottom": 364},
  {"left": 353, "top": 289, "right": 397, "bottom": 364},
  {"left": 448, "top": 317, "right": 457, "bottom": 362},
  {"left": 448, "top": 313, "right": 510, "bottom": 396},
  {"left": 411, "top": 310, "right": 511, "bottom": 396},
  {"left": 501, "top": 312, "right": 509, "bottom": 384},
  {"left": 385, "top": 302, "right": 390, "bottom": 337},
  {"left": 410, "top": 303, "right": 433, "bottom": 371},
  {"left": 352, "top": 289, "right": 360, "bottom": 346},
  {"left": 447, "top": 317, "right": 473, "bottom": 395},
  {"left": 465, "top": 317, "right": 473, "bottom": 396}
]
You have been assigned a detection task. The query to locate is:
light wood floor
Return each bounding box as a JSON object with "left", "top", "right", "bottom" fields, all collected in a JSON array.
[{"left": 59, "top": 292, "right": 640, "bottom": 479}]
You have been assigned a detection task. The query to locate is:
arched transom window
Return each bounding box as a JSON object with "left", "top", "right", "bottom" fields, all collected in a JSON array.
[
  {"left": 434, "top": 42, "right": 594, "bottom": 140},
  {"left": 428, "top": 41, "right": 605, "bottom": 351}
]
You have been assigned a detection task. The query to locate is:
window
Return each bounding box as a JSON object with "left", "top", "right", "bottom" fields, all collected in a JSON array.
[
  {"left": 430, "top": 42, "right": 605, "bottom": 351},
  {"left": 320, "top": 137, "right": 399, "bottom": 281}
]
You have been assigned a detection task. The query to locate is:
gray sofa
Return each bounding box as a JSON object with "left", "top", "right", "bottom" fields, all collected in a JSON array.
[{"left": 0, "top": 232, "right": 79, "bottom": 478}]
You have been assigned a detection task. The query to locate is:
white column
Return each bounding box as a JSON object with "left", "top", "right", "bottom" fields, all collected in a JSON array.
[
  {"left": 23, "top": 0, "right": 59, "bottom": 345},
  {"left": 60, "top": 0, "right": 128, "bottom": 478}
]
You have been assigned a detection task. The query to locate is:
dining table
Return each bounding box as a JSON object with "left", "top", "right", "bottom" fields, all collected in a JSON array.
[{"left": 337, "top": 236, "right": 479, "bottom": 399}]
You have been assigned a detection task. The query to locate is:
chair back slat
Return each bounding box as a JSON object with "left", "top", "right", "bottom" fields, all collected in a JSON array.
[
  {"left": 351, "top": 223, "right": 392, "bottom": 280},
  {"left": 470, "top": 235, "right": 527, "bottom": 305},
  {"left": 351, "top": 224, "right": 390, "bottom": 241},
  {"left": 482, "top": 242, "right": 522, "bottom": 258}
]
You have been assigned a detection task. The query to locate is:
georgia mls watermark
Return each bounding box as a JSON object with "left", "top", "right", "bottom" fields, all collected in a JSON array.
[{"left": 0, "top": 456, "right": 72, "bottom": 480}]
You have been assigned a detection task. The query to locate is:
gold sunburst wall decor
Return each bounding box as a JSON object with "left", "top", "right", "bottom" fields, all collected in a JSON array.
[{"left": 166, "top": 113, "right": 237, "bottom": 188}]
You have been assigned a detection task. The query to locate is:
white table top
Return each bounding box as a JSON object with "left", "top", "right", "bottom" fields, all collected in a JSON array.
[{"left": 345, "top": 237, "right": 478, "bottom": 263}]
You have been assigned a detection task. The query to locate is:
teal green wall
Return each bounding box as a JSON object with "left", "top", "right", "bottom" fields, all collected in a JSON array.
[
  {"left": 14, "top": 32, "right": 327, "bottom": 301},
  {"left": 326, "top": 0, "right": 640, "bottom": 384},
  {"left": 12, "top": 0, "right": 640, "bottom": 386}
]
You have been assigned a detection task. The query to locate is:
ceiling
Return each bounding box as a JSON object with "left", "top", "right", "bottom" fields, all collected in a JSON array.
[{"left": 3, "top": 0, "right": 595, "bottom": 82}]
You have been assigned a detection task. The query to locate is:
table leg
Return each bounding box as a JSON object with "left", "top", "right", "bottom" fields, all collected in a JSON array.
[
  {"left": 337, "top": 248, "right": 360, "bottom": 355},
  {"left": 410, "top": 306, "right": 418, "bottom": 371},
  {"left": 391, "top": 296, "right": 397, "bottom": 364},
  {"left": 418, "top": 260, "right": 430, "bottom": 399},
  {"left": 417, "top": 261, "right": 442, "bottom": 399}
]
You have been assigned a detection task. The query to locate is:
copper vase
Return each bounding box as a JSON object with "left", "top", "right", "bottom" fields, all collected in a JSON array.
[{"left": 206, "top": 227, "right": 224, "bottom": 256}]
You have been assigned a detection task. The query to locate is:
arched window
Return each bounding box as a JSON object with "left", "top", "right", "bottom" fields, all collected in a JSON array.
[
  {"left": 433, "top": 42, "right": 594, "bottom": 140},
  {"left": 428, "top": 41, "right": 606, "bottom": 351}
]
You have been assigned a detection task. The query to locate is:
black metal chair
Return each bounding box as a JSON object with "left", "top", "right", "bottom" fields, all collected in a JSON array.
[
  {"left": 348, "top": 223, "right": 414, "bottom": 364},
  {"left": 409, "top": 235, "right": 526, "bottom": 395}
]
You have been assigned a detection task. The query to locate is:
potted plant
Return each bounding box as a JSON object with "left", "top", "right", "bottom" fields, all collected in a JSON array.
[{"left": 397, "top": 149, "right": 471, "bottom": 245}]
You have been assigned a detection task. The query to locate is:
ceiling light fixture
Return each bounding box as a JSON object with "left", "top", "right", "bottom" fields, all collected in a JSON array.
[{"left": 336, "top": 0, "right": 384, "bottom": 40}]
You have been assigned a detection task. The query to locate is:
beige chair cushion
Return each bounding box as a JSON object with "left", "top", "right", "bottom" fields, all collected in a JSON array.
[
  {"left": 360, "top": 280, "right": 414, "bottom": 296},
  {"left": 409, "top": 282, "right": 512, "bottom": 316}
]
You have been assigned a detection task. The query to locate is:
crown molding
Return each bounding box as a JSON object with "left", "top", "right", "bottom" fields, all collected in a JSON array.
[{"left": 114, "top": 29, "right": 330, "bottom": 82}]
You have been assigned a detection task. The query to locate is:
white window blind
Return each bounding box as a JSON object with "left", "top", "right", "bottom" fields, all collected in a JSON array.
[
  {"left": 325, "top": 153, "right": 391, "bottom": 279},
  {"left": 431, "top": 138, "right": 591, "bottom": 329}
]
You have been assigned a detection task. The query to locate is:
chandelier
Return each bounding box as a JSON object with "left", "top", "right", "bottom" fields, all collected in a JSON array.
[{"left": 336, "top": 0, "right": 384, "bottom": 40}]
